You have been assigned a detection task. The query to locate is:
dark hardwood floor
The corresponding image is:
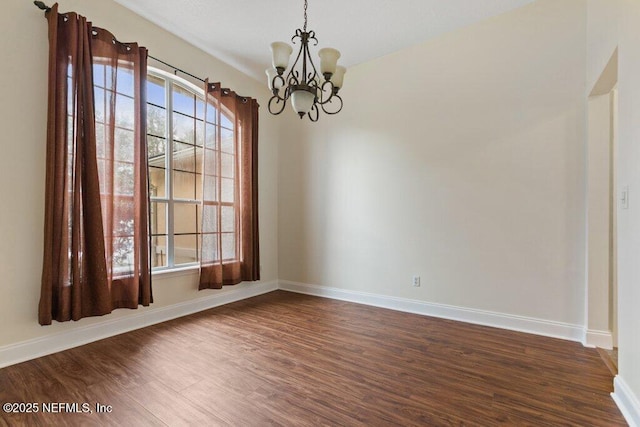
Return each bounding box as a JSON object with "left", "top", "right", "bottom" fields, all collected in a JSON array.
[{"left": 0, "top": 291, "right": 626, "bottom": 426}]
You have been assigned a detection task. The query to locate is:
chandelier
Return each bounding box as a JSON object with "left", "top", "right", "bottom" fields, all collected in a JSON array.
[{"left": 266, "top": 0, "right": 346, "bottom": 121}]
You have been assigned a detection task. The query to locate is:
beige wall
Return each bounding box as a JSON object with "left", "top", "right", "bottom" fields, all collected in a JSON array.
[
  {"left": 0, "top": 0, "right": 279, "bottom": 347},
  {"left": 587, "top": 0, "right": 640, "bottom": 413},
  {"left": 279, "top": 0, "right": 587, "bottom": 324},
  {"left": 3, "top": 0, "right": 640, "bottom": 418}
]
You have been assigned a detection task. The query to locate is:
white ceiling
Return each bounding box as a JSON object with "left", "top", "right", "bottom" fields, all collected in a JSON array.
[{"left": 113, "top": 0, "right": 535, "bottom": 81}]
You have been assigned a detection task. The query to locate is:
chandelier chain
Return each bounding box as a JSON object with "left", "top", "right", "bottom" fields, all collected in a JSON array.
[{"left": 303, "top": 0, "right": 308, "bottom": 32}]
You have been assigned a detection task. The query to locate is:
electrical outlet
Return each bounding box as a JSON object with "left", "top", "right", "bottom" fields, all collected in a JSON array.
[{"left": 412, "top": 276, "right": 421, "bottom": 287}]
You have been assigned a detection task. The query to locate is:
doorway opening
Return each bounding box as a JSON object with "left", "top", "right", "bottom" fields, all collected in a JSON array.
[{"left": 586, "top": 48, "right": 618, "bottom": 371}]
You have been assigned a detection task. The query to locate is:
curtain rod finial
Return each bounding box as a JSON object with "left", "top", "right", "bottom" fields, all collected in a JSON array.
[{"left": 34, "top": 1, "right": 51, "bottom": 12}]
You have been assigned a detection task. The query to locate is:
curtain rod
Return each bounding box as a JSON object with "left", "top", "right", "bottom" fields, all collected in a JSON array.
[{"left": 33, "top": 1, "right": 206, "bottom": 83}]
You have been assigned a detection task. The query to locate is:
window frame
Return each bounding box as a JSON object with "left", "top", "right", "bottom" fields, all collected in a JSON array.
[{"left": 147, "top": 67, "right": 237, "bottom": 273}]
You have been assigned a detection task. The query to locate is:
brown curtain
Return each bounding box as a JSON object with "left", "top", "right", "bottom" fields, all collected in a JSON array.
[
  {"left": 199, "top": 80, "right": 260, "bottom": 289},
  {"left": 39, "top": 4, "right": 152, "bottom": 325}
]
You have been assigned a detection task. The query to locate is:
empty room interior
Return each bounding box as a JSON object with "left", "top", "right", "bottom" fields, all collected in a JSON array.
[{"left": 1, "top": 0, "right": 640, "bottom": 425}]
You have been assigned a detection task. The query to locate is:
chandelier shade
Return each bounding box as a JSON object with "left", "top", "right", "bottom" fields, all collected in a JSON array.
[
  {"left": 291, "top": 88, "right": 316, "bottom": 115},
  {"left": 270, "top": 42, "right": 293, "bottom": 70},
  {"left": 331, "top": 65, "right": 346, "bottom": 89},
  {"left": 266, "top": 0, "right": 346, "bottom": 121},
  {"left": 318, "top": 48, "right": 340, "bottom": 76}
]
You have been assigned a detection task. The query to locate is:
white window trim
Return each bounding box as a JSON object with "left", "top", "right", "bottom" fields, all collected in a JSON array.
[{"left": 148, "top": 67, "right": 204, "bottom": 273}]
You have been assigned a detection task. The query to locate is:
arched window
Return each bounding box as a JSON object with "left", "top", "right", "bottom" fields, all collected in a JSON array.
[{"left": 146, "top": 68, "right": 236, "bottom": 270}]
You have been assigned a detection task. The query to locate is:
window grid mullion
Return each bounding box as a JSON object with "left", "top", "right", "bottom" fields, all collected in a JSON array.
[{"left": 166, "top": 80, "right": 175, "bottom": 268}]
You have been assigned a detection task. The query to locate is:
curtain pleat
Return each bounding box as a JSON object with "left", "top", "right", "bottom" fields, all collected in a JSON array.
[
  {"left": 39, "top": 4, "right": 151, "bottom": 325},
  {"left": 199, "top": 80, "right": 259, "bottom": 290}
]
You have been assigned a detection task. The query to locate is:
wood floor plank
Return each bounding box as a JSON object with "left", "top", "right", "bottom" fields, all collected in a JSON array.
[{"left": 0, "top": 290, "right": 626, "bottom": 426}]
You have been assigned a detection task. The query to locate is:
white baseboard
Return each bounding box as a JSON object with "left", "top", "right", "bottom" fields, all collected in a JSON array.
[
  {"left": 0, "top": 280, "right": 278, "bottom": 369},
  {"left": 278, "top": 280, "right": 584, "bottom": 342},
  {"left": 612, "top": 375, "right": 640, "bottom": 427},
  {"left": 0, "top": 279, "right": 614, "bottom": 372},
  {"left": 583, "top": 328, "right": 614, "bottom": 349}
]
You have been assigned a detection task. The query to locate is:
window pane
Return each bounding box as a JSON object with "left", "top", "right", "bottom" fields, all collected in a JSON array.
[
  {"left": 202, "top": 148, "right": 217, "bottom": 177},
  {"left": 203, "top": 175, "right": 217, "bottom": 201},
  {"left": 195, "top": 119, "right": 205, "bottom": 147},
  {"left": 148, "top": 104, "right": 166, "bottom": 137},
  {"left": 221, "top": 178, "right": 234, "bottom": 202},
  {"left": 96, "top": 123, "right": 105, "bottom": 158},
  {"left": 147, "top": 75, "right": 165, "bottom": 107},
  {"left": 115, "top": 161, "right": 134, "bottom": 195},
  {"left": 174, "top": 203, "right": 198, "bottom": 235},
  {"left": 114, "top": 197, "right": 135, "bottom": 236},
  {"left": 221, "top": 153, "right": 234, "bottom": 178},
  {"left": 97, "top": 158, "right": 108, "bottom": 193},
  {"left": 173, "top": 170, "right": 196, "bottom": 200},
  {"left": 202, "top": 233, "right": 219, "bottom": 262},
  {"left": 221, "top": 112, "right": 233, "bottom": 130},
  {"left": 173, "top": 141, "right": 201, "bottom": 200},
  {"left": 202, "top": 204, "right": 217, "bottom": 232},
  {"left": 115, "top": 128, "right": 134, "bottom": 162},
  {"left": 116, "top": 67, "right": 134, "bottom": 96},
  {"left": 172, "top": 171, "right": 196, "bottom": 200},
  {"left": 173, "top": 112, "right": 195, "bottom": 144},
  {"left": 148, "top": 135, "right": 166, "bottom": 159},
  {"left": 205, "top": 123, "right": 216, "bottom": 149},
  {"left": 151, "top": 201, "right": 167, "bottom": 235},
  {"left": 152, "top": 235, "right": 168, "bottom": 268},
  {"left": 221, "top": 206, "right": 235, "bottom": 232},
  {"left": 221, "top": 233, "right": 235, "bottom": 261},
  {"left": 149, "top": 166, "right": 166, "bottom": 198},
  {"left": 113, "top": 236, "right": 134, "bottom": 271},
  {"left": 196, "top": 96, "right": 204, "bottom": 120},
  {"left": 206, "top": 103, "right": 217, "bottom": 124},
  {"left": 173, "top": 142, "right": 198, "bottom": 172},
  {"left": 115, "top": 93, "right": 134, "bottom": 129},
  {"left": 93, "top": 63, "right": 105, "bottom": 88},
  {"left": 94, "top": 88, "right": 105, "bottom": 123},
  {"left": 221, "top": 127, "right": 234, "bottom": 153},
  {"left": 173, "top": 84, "right": 195, "bottom": 116},
  {"left": 174, "top": 234, "right": 198, "bottom": 265}
]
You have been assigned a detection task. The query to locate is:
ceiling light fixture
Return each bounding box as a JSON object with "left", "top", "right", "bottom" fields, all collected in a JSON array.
[{"left": 266, "top": 0, "right": 346, "bottom": 121}]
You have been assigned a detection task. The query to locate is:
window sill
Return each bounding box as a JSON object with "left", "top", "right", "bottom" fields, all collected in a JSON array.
[{"left": 152, "top": 264, "right": 199, "bottom": 280}]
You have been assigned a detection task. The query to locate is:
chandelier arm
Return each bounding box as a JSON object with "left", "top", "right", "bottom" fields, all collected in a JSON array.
[
  {"left": 287, "top": 31, "right": 306, "bottom": 85},
  {"left": 308, "top": 103, "right": 320, "bottom": 122},
  {"left": 303, "top": 39, "right": 320, "bottom": 84},
  {"left": 315, "top": 80, "right": 336, "bottom": 105},
  {"left": 308, "top": 31, "right": 318, "bottom": 46},
  {"left": 320, "top": 94, "right": 343, "bottom": 115},
  {"left": 288, "top": 70, "right": 301, "bottom": 88},
  {"left": 301, "top": 38, "right": 309, "bottom": 85},
  {"left": 268, "top": 95, "right": 287, "bottom": 115},
  {"left": 270, "top": 75, "right": 288, "bottom": 101}
]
